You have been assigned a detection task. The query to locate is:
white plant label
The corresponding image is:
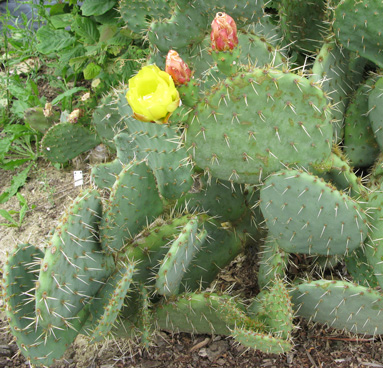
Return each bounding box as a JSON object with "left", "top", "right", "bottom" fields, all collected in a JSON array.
[{"left": 74, "top": 171, "right": 83, "bottom": 187}]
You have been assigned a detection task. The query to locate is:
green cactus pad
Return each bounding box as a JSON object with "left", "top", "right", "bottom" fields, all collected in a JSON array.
[
  {"left": 333, "top": 0, "right": 383, "bottom": 68},
  {"left": 206, "top": 0, "right": 265, "bottom": 28},
  {"left": 93, "top": 94, "right": 128, "bottom": 150},
  {"left": 124, "top": 216, "right": 195, "bottom": 288},
  {"left": 113, "top": 132, "right": 138, "bottom": 164},
  {"left": 24, "top": 106, "right": 58, "bottom": 133},
  {"left": 135, "top": 284, "right": 155, "bottom": 348},
  {"left": 313, "top": 151, "right": 367, "bottom": 199},
  {"left": 119, "top": 0, "right": 173, "bottom": 35},
  {"left": 185, "top": 67, "right": 332, "bottom": 184},
  {"left": 370, "top": 153, "right": 383, "bottom": 179},
  {"left": 232, "top": 328, "right": 293, "bottom": 354},
  {"left": 3, "top": 244, "right": 87, "bottom": 367},
  {"left": 123, "top": 214, "right": 242, "bottom": 295},
  {"left": 368, "top": 76, "right": 383, "bottom": 151},
  {"left": 100, "top": 160, "right": 164, "bottom": 253},
  {"left": 153, "top": 292, "right": 263, "bottom": 335},
  {"left": 345, "top": 247, "right": 378, "bottom": 288},
  {"left": 148, "top": 1, "right": 208, "bottom": 53},
  {"left": 91, "top": 158, "right": 123, "bottom": 190},
  {"left": 279, "top": 0, "right": 328, "bottom": 54},
  {"left": 180, "top": 219, "right": 244, "bottom": 292},
  {"left": 116, "top": 93, "right": 193, "bottom": 200},
  {"left": 156, "top": 216, "right": 206, "bottom": 296},
  {"left": 36, "top": 189, "right": 114, "bottom": 330},
  {"left": 189, "top": 31, "right": 287, "bottom": 91},
  {"left": 41, "top": 122, "right": 101, "bottom": 163},
  {"left": 344, "top": 78, "right": 380, "bottom": 168},
  {"left": 291, "top": 279, "right": 383, "bottom": 335},
  {"left": 260, "top": 169, "right": 369, "bottom": 255},
  {"left": 248, "top": 279, "right": 293, "bottom": 340},
  {"left": 310, "top": 40, "right": 363, "bottom": 143},
  {"left": 3, "top": 244, "right": 44, "bottom": 336},
  {"left": 257, "top": 237, "right": 288, "bottom": 289},
  {"left": 237, "top": 31, "right": 286, "bottom": 68},
  {"left": 86, "top": 261, "right": 136, "bottom": 342},
  {"left": 364, "top": 182, "right": 383, "bottom": 290},
  {"left": 176, "top": 176, "right": 248, "bottom": 223}
]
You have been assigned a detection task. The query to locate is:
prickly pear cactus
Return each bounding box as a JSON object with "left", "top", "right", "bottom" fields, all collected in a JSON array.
[{"left": 10, "top": 0, "right": 383, "bottom": 364}]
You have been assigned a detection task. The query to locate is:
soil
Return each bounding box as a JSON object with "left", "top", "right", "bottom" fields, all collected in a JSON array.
[{"left": 1, "top": 159, "right": 383, "bottom": 368}]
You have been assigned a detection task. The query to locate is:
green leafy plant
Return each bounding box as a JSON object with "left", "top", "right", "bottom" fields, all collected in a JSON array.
[
  {"left": 0, "top": 192, "right": 34, "bottom": 227},
  {"left": 34, "top": 1, "right": 148, "bottom": 88}
]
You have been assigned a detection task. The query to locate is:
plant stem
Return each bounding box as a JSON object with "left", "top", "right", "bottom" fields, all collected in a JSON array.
[{"left": 2, "top": 0, "right": 11, "bottom": 122}]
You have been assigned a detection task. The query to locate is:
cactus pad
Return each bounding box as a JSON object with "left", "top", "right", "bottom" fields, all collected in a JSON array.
[
  {"left": 186, "top": 67, "right": 332, "bottom": 184},
  {"left": 333, "top": 0, "right": 383, "bottom": 68},
  {"left": 41, "top": 122, "right": 101, "bottom": 163},
  {"left": 36, "top": 189, "right": 114, "bottom": 330},
  {"left": 100, "top": 160, "right": 164, "bottom": 253},
  {"left": 291, "top": 279, "right": 383, "bottom": 335},
  {"left": 260, "top": 169, "right": 369, "bottom": 255}
]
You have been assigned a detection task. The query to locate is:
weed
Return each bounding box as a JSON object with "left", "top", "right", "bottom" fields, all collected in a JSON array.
[{"left": 0, "top": 192, "right": 34, "bottom": 227}]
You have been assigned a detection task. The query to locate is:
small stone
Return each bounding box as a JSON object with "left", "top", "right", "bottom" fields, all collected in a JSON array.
[
  {"left": 198, "top": 341, "right": 229, "bottom": 361},
  {"left": 217, "top": 358, "right": 227, "bottom": 365}
]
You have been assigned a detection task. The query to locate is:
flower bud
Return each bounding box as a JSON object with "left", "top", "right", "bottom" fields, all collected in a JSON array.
[
  {"left": 165, "top": 50, "right": 192, "bottom": 86},
  {"left": 210, "top": 12, "right": 238, "bottom": 51}
]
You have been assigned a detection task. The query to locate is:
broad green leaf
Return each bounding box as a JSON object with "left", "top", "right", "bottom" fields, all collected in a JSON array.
[
  {"left": 51, "top": 87, "right": 87, "bottom": 105},
  {"left": 72, "top": 16, "right": 99, "bottom": 44},
  {"left": 94, "top": 8, "right": 120, "bottom": 24},
  {"left": 0, "top": 137, "right": 12, "bottom": 160},
  {"left": 84, "top": 45, "right": 100, "bottom": 57},
  {"left": 68, "top": 55, "right": 88, "bottom": 71},
  {"left": 60, "top": 44, "right": 86, "bottom": 64},
  {"left": 0, "top": 163, "right": 32, "bottom": 204},
  {"left": 107, "top": 32, "right": 132, "bottom": 47},
  {"left": 50, "top": 3, "right": 68, "bottom": 16},
  {"left": 107, "top": 45, "right": 122, "bottom": 56},
  {"left": 0, "top": 159, "right": 30, "bottom": 170},
  {"left": 83, "top": 62, "right": 102, "bottom": 80},
  {"left": 99, "top": 24, "right": 117, "bottom": 43},
  {"left": 3, "top": 124, "right": 31, "bottom": 137},
  {"left": 36, "top": 26, "right": 76, "bottom": 54},
  {"left": 10, "top": 100, "right": 31, "bottom": 119},
  {"left": 50, "top": 13, "right": 74, "bottom": 29},
  {"left": 81, "top": 0, "right": 117, "bottom": 16},
  {"left": 0, "top": 209, "right": 18, "bottom": 227},
  {"left": 8, "top": 80, "right": 30, "bottom": 101}
]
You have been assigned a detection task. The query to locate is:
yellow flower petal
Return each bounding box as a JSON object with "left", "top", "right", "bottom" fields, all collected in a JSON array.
[{"left": 126, "top": 64, "right": 180, "bottom": 124}]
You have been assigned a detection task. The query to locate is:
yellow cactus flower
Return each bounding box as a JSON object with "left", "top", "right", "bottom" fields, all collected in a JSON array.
[{"left": 126, "top": 65, "right": 180, "bottom": 124}]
